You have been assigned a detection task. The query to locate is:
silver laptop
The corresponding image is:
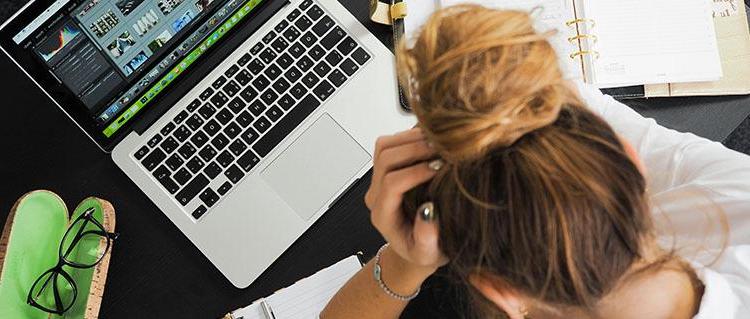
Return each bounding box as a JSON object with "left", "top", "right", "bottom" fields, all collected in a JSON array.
[{"left": 0, "top": 0, "right": 412, "bottom": 287}]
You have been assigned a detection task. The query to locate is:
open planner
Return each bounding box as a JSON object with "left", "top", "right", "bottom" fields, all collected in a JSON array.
[
  {"left": 224, "top": 255, "right": 363, "bottom": 319},
  {"left": 398, "top": 0, "right": 723, "bottom": 89}
]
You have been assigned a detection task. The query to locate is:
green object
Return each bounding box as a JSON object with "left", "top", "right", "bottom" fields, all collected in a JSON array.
[{"left": 0, "top": 191, "right": 106, "bottom": 319}]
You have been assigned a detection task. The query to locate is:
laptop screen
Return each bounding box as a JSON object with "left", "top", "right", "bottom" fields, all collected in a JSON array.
[{"left": 0, "top": 0, "right": 267, "bottom": 150}]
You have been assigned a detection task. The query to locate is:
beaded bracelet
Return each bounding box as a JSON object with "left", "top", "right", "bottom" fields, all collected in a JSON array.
[{"left": 373, "top": 243, "right": 421, "bottom": 301}]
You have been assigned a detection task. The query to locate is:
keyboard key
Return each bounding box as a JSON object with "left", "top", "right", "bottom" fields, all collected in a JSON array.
[
  {"left": 223, "top": 122, "right": 242, "bottom": 139},
  {"left": 217, "top": 150, "right": 235, "bottom": 168},
  {"left": 203, "top": 119, "right": 221, "bottom": 136},
  {"left": 312, "top": 16, "right": 334, "bottom": 37},
  {"left": 173, "top": 125, "right": 191, "bottom": 141},
  {"left": 288, "top": 42, "right": 305, "bottom": 58},
  {"left": 285, "top": 66, "right": 303, "bottom": 83},
  {"left": 174, "top": 167, "right": 192, "bottom": 185},
  {"left": 210, "top": 92, "right": 229, "bottom": 108},
  {"left": 154, "top": 165, "right": 179, "bottom": 194},
  {"left": 313, "top": 61, "right": 332, "bottom": 77},
  {"left": 309, "top": 44, "right": 325, "bottom": 61},
  {"left": 271, "top": 37, "right": 289, "bottom": 53},
  {"left": 165, "top": 153, "right": 184, "bottom": 171},
  {"left": 160, "top": 136, "right": 179, "bottom": 154},
  {"left": 300, "top": 31, "right": 317, "bottom": 47},
  {"left": 241, "top": 127, "right": 260, "bottom": 145},
  {"left": 204, "top": 161, "right": 222, "bottom": 179},
  {"left": 224, "top": 65, "right": 240, "bottom": 77},
  {"left": 275, "top": 19, "right": 290, "bottom": 33},
  {"left": 264, "top": 64, "right": 282, "bottom": 80},
  {"left": 297, "top": 56, "right": 314, "bottom": 71},
  {"left": 252, "top": 75, "right": 271, "bottom": 91},
  {"left": 325, "top": 50, "right": 343, "bottom": 66},
  {"left": 192, "top": 205, "right": 207, "bottom": 219},
  {"left": 142, "top": 148, "right": 167, "bottom": 171},
  {"left": 321, "top": 26, "right": 345, "bottom": 49},
  {"left": 198, "top": 103, "right": 217, "bottom": 119},
  {"left": 328, "top": 69, "right": 347, "bottom": 87},
  {"left": 313, "top": 80, "right": 336, "bottom": 101},
  {"left": 266, "top": 106, "right": 283, "bottom": 122},
  {"left": 278, "top": 94, "right": 296, "bottom": 110},
  {"left": 287, "top": 8, "right": 301, "bottom": 22},
  {"left": 148, "top": 134, "right": 163, "bottom": 148},
  {"left": 340, "top": 58, "right": 359, "bottom": 76},
  {"left": 253, "top": 116, "right": 272, "bottom": 133},
  {"left": 260, "top": 88, "right": 279, "bottom": 105},
  {"left": 240, "top": 86, "right": 258, "bottom": 103},
  {"left": 223, "top": 80, "right": 241, "bottom": 97},
  {"left": 217, "top": 181, "right": 232, "bottom": 195},
  {"left": 199, "top": 87, "right": 214, "bottom": 101},
  {"left": 295, "top": 16, "right": 313, "bottom": 31},
  {"left": 229, "top": 139, "right": 248, "bottom": 156},
  {"left": 300, "top": 0, "right": 313, "bottom": 10},
  {"left": 307, "top": 4, "right": 324, "bottom": 21},
  {"left": 253, "top": 95, "right": 321, "bottom": 157},
  {"left": 260, "top": 48, "right": 277, "bottom": 64},
  {"left": 186, "top": 156, "right": 205, "bottom": 173},
  {"left": 215, "top": 108, "right": 233, "bottom": 125},
  {"left": 262, "top": 30, "right": 276, "bottom": 44},
  {"left": 247, "top": 59, "right": 265, "bottom": 75},
  {"left": 250, "top": 42, "right": 264, "bottom": 55},
  {"left": 224, "top": 164, "right": 245, "bottom": 183},
  {"left": 134, "top": 146, "right": 150, "bottom": 160},
  {"left": 178, "top": 143, "right": 197, "bottom": 159},
  {"left": 211, "top": 133, "right": 230, "bottom": 150},
  {"left": 277, "top": 53, "right": 294, "bottom": 69},
  {"left": 337, "top": 36, "right": 357, "bottom": 55},
  {"left": 235, "top": 69, "right": 252, "bottom": 85},
  {"left": 200, "top": 187, "right": 220, "bottom": 207},
  {"left": 273, "top": 78, "right": 291, "bottom": 93},
  {"left": 237, "top": 150, "right": 261, "bottom": 172},
  {"left": 351, "top": 47, "right": 372, "bottom": 65},
  {"left": 226, "top": 97, "right": 246, "bottom": 114},
  {"left": 237, "top": 111, "right": 255, "bottom": 127},
  {"left": 302, "top": 72, "right": 320, "bottom": 88},
  {"left": 187, "top": 99, "right": 201, "bottom": 112},
  {"left": 161, "top": 122, "right": 176, "bottom": 136},
  {"left": 190, "top": 131, "right": 209, "bottom": 148},
  {"left": 248, "top": 100, "right": 267, "bottom": 116},
  {"left": 176, "top": 174, "right": 209, "bottom": 206},
  {"left": 212, "top": 76, "right": 227, "bottom": 90},
  {"left": 174, "top": 110, "right": 189, "bottom": 124},
  {"left": 238, "top": 53, "right": 252, "bottom": 66},
  {"left": 289, "top": 83, "right": 307, "bottom": 100},
  {"left": 187, "top": 114, "right": 204, "bottom": 130},
  {"left": 199, "top": 145, "right": 218, "bottom": 162}
]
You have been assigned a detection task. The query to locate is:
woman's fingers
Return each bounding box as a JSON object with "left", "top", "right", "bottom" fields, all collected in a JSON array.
[
  {"left": 373, "top": 128, "right": 424, "bottom": 158},
  {"left": 371, "top": 162, "right": 437, "bottom": 234},
  {"left": 377, "top": 139, "right": 435, "bottom": 175},
  {"left": 411, "top": 209, "right": 448, "bottom": 267}
]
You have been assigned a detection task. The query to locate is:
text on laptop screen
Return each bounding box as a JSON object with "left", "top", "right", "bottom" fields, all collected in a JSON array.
[{"left": 7, "top": 0, "right": 264, "bottom": 139}]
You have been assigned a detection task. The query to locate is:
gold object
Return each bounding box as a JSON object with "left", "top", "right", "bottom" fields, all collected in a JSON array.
[
  {"left": 390, "top": 2, "right": 408, "bottom": 20},
  {"left": 565, "top": 18, "right": 596, "bottom": 28},
  {"left": 570, "top": 50, "right": 600, "bottom": 60},
  {"left": 567, "top": 34, "right": 598, "bottom": 44},
  {"left": 369, "top": 0, "right": 408, "bottom": 25}
]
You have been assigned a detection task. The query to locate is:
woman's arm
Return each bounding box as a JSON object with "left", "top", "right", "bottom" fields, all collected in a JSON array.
[{"left": 575, "top": 82, "right": 750, "bottom": 246}]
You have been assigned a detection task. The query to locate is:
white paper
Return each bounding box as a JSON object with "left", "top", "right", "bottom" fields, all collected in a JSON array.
[{"left": 403, "top": 0, "right": 440, "bottom": 44}]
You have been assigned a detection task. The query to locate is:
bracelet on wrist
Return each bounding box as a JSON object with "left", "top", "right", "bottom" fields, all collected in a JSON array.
[{"left": 373, "top": 243, "right": 421, "bottom": 301}]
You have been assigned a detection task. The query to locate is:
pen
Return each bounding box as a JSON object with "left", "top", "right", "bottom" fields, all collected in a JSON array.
[{"left": 260, "top": 299, "right": 277, "bottom": 319}]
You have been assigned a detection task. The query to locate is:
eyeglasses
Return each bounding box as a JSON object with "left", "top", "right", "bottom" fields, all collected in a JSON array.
[{"left": 26, "top": 207, "right": 119, "bottom": 314}]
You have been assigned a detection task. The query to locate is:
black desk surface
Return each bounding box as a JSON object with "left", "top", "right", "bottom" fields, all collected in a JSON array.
[{"left": 1, "top": 1, "right": 750, "bottom": 318}]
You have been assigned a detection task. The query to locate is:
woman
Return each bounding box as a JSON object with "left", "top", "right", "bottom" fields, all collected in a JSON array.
[{"left": 322, "top": 6, "right": 750, "bottom": 319}]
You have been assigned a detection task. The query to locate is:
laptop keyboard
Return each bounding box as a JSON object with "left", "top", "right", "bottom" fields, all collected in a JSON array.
[{"left": 132, "top": 0, "right": 372, "bottom": 220}]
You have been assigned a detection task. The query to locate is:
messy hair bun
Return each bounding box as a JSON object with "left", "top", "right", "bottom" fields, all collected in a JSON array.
[{"left": 397, "top": 5, "right": 575, "bottom": 162}]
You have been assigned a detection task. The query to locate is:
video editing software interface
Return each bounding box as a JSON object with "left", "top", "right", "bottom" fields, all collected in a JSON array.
[{"left": 12, "top": 0, "right": 264, "bottom": 138}]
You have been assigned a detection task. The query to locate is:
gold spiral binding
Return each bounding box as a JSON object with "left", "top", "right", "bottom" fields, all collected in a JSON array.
[
  {"left": 570, "top": 50, "right": 600, "bottom": 60},
  {"left": 568, "top": 34, "right": 598, "bottom": 44},
  {"left": 565, "top": 18, "right": 596, "bottom": 28}
]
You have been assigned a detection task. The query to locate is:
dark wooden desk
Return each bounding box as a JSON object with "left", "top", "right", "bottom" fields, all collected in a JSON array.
[{"left": 1, "top": 1, "right": 749, "bottom": 318}]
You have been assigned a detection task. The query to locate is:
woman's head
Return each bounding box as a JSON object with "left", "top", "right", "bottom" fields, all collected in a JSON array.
[{"left": 398, "top": 6, "right": 658, "bottom": 317}]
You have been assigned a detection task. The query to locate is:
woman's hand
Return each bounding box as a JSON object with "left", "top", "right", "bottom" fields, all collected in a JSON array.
[{"left": 366, "top": 128, "right": 449, "bottom": 275}]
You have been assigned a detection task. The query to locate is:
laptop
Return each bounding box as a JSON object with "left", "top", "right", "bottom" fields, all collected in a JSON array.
[{"left": 0, "top": 0, "right": 412, "bottom": 288}]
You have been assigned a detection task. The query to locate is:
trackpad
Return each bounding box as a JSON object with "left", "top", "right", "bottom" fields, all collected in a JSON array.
[{"left": 261, "top": 114, "right": 370, "bottom": 220}]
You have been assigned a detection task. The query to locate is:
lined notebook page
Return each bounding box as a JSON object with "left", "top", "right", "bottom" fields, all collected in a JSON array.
[
  {"left": 582, "top": 0, "right": 722, "bottom": 88},
  {"left": 231, "top": 255, "right": 362, "bottom": 319}
]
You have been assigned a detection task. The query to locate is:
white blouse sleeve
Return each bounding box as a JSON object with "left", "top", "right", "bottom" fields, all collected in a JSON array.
[{"left": 574, "top": 82, "right": 750, "bottom": 247}]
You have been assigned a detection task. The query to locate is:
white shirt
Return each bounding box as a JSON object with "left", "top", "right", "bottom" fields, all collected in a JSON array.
[{"left": 575, "top": 82, "right": 750, "bottom": 318}]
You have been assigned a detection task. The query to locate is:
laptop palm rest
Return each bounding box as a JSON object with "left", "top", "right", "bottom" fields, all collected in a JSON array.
[{"left": 260, "top": 114, "right": 370, "bottom": 220}]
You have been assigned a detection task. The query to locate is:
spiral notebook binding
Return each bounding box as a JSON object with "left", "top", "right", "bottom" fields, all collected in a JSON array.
[
  {"left": 565, "top": 18, "right": 596, "bottom": 28},
  {"left": 566, "top": 18, "right": 599, "bottom": 61}
]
